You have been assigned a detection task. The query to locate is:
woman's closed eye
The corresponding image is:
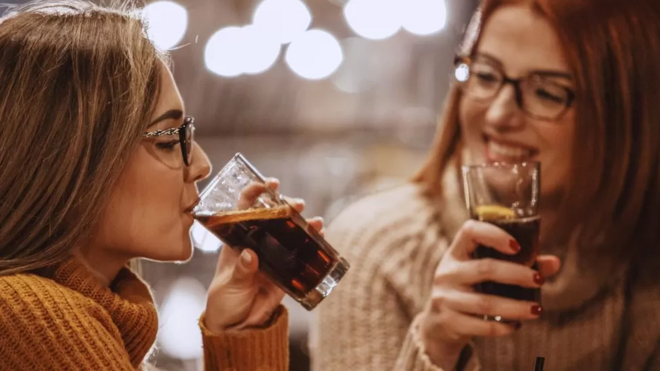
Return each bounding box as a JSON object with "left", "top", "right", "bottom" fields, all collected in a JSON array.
[
  {"left": 156, "top": 139, "right": 179, "bottom": 151},
  {"left": 535, "top": 87, "right": 566, "bottom": 104},
  {"left": 476, "top": 72, "right": 500, "bottom": 83}
]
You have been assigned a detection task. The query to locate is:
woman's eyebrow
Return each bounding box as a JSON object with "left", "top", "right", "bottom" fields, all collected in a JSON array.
[
  {"left": 476, "top": 52, "right": 573, "bottom": 80},
  {"left": 148, "top": 109, "right": 183, "bottom": 127},
  {"left": 529, "top": 70, "right": 573, "bottom": 80}
]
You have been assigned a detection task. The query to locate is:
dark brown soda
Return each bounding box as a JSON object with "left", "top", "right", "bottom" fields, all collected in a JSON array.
[
  {"left": 194, "top": 206, "right": 338, "bottom": 300},
  {"left": 472, "top": 216, "right": 541, "bottom": 302}
]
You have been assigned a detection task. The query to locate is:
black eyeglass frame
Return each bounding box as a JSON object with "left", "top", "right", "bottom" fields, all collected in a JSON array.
[
  {"left": 142, "top": 116, "right": 195, "bottom": 166},
  {"left": 454, "top": 55, "right": 576, "bottom": 122}
]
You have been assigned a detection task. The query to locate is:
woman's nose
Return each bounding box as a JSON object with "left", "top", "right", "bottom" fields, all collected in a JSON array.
[
  {"left": 484, "top": 84, "right": 526, "bottom": 131},
  {"left": 186, "top": 143, "right": 212, "bottom": 182}
]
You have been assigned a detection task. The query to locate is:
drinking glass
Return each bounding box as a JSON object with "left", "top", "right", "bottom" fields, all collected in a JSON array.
[
  {"left": 462, "top": 162, "right": 541, "bottom": 321},
  {"left": 193, "top": 153, "right": 350, "bottom": 310}
]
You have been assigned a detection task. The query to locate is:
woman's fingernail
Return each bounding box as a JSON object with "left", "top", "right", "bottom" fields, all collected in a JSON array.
[
  {"left": 241, "top": 250, "right": 252, "bottom": 265},
  {"left": 295, "top": 198, "right": 305, "bottom": 205},
  {"left": 531, "top": 304, "right": 542, "bottom": 316},
  {"left": 533, "top": 273, "right": 545, "bottom": 285},
  {"left": 509, "top": 239, "right": 521, "bottom": 252}
]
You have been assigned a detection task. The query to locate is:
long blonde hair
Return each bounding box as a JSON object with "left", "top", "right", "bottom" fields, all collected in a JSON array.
[
  {"left": 415, "top": 0, "right": 660, "bottom": 258},
  {"left": 0, "top": 0, "right": 169, "bottom": 275}
]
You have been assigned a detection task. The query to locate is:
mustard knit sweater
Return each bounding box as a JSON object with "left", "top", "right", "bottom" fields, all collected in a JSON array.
[{"left": 0, "top": 257, "right": 289, "bottom": 371}]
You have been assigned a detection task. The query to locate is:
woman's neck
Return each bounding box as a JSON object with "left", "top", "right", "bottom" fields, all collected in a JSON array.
[{"left": 73, "top": 246, "right": 130, "bottom": 287}]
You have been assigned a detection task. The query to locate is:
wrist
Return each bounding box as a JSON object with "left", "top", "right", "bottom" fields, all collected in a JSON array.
[
  {"left": 422, "top": 338, "right": 464, "bottom": 370},
  {"left": 202, "top": 313, "right": 229, "bottom": 334},
  {"left": 419, "top": 316, "right": 467, "bottom": 369}
]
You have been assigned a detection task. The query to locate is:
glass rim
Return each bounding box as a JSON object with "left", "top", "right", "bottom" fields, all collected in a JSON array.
[
  {"left": 198, "top": 152, "right": 267, "bottom": 201},
  {"left": 461, "top": 161, "right": 540, "bottom": 171}
]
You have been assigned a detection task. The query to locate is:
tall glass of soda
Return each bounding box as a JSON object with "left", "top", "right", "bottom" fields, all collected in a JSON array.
[
  {"left": 194, "top": 153, "right": 350, "bottom": 310},
  {"left": 462, "top": 162, "right": 541, "bottom": 321}
]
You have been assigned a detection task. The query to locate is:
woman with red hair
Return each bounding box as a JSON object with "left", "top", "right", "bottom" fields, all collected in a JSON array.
[{"left": 313, "top": 1, "right": 660, "bottom": 370}]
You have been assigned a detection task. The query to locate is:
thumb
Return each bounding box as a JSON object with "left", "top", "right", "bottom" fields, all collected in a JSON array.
[
  {"left": 230, "top": 249, "right": 259, "bottom": 288},
  {"left": 536, "top": 255, "right": 561, "bottom": 278}
]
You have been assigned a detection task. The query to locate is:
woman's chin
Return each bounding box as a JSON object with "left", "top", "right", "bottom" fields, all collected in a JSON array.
[
  {"left": 172, "top": 243, "right": 194, "bottom": 263},
  {"left": 145, "top": 241, "right": 194, "bottom": 263}
]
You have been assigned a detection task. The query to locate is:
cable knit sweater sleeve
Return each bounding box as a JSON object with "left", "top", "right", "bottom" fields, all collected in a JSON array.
[
  {"left": 199, "top": 305, "right": 289, "bottom": 371},
  {"left": 310, "top": 184, "right": 479, "bottom": 371}
]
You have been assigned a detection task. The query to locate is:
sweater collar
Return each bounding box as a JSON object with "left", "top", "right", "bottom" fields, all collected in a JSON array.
[{"left": 47, "top": 257, "right": 159, "bottom": 367}]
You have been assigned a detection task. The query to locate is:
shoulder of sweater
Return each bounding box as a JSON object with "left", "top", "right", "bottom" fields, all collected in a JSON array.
[
  {"left": 0, "top": 273, "right": 136, "bottom": 369},
  {"left": 329, "top": 183, "right": 434, "bottom": 234},
  {"left": 326, "top": 183, "right": 442, "bottom": 259},
  {"left": 0, "top": 272, "right": 104, "bottom": 321}
]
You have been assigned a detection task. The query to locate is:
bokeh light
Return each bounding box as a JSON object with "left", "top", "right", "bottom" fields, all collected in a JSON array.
[
  {"left": 343, "top": 0, "right": 401, "bottom": 40},
  {"left": 143, "top": 1, "right": 188, "bottom": 50},
  {"left": 205, "top": 26, "right": 244, "bottom": 78},
  {"left": 253, "top": 0, "right": 312, "bottom": 44},
  {"left": 401, "top": 0, "right": 447, "bottom": 36},
  {"left": 285, "top": 29, "right": 343, "bottom": 80},
  {"left": 205, "top": 26, "right": 281, "bottom": 77},
  {"left": 241, "top": 25, "right": 282, "bottom": 75}
]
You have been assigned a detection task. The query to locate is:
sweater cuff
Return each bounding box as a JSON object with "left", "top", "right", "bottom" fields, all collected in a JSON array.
[
  {"left": 395, "top": 314, "right": 479, "bottom": 371},
  {"left": 199, "top": 305, "right": 289, "bottom": 371}
]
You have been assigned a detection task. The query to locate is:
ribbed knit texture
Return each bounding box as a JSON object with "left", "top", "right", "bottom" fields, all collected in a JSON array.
[
  {"left": 311, "top": 182, "right": 660, "bottom": 371},
  {"left": 200, "top": 307, "right": 289, "bottom": 371},
  {"left": 0, "top": 257, "right": 290, "bottom": 370}
]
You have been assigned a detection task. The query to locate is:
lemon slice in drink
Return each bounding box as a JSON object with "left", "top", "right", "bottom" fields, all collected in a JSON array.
[{"left": 475, "top": 205, "right": 515, "bottom": 220}]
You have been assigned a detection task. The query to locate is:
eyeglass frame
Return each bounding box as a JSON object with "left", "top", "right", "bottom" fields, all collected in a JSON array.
[
  {"left": 454, "top": 55, "right": 576, "bottom": 122},
  {"left": 142, "top": 115, "right": 195, "bottom": 166}
]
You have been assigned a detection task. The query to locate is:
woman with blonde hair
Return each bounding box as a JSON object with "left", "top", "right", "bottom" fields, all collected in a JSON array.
[
  {"left": 0, "top": 1, "right": 318, "bottom": 369},
  {"left": 313, "top": 0, "right": 660, "bottom": 370}
]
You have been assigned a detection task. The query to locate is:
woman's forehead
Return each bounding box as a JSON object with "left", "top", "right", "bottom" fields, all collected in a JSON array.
[
  {"left": 478, "top": 5, "right": 570, "bottom": 76},
  {"left": 149, "top": 67, "right": 184, "bottom": 128}
]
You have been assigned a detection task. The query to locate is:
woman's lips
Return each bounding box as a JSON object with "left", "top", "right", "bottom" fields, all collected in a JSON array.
[{"left": 484, "top": 137, "right": 538, "bottom": 163}]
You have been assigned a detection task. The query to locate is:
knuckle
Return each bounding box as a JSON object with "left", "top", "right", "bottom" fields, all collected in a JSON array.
[
  {"left": 462, "top": 219, "right": 478, "bottom": 235},
  {"left": 430, "top": 291, "right": 449, "bottom": 312},
  {"left": 435, "top": 261, "right": 463, "bottom": 286},
  {"left": 476, "top": 259, "right": 497, "bottom": 279},
  {"left": 434, "top": 265, "right": 452, "bottom": 282},
  {"left": 476, "top": 295, "right": 494, "bottom": 315}
]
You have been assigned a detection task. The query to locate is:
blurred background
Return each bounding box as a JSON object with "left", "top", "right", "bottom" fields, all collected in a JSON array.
[{"left": 9, "top": 0, "right": 479, "bottom": 368}]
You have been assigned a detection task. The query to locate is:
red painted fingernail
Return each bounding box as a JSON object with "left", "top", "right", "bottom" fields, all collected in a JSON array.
[
  {"left": 533, "top": 273, "right": 545, "bottom": 285},
  {"left": 509, "top": 239, "right": 521, "bottom": 252},
  {"left": 531, "top": 304, "right": 542, "bottom": 316}
]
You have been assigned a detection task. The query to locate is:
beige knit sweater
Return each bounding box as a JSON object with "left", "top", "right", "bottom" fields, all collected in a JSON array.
[{"left": 311, "top": 174, "right": 660, "bottom": 370}]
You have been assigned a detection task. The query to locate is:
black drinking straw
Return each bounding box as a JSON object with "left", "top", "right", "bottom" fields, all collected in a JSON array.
[{"left": 534, "top": 357, "right": 545, "bottom": 371}]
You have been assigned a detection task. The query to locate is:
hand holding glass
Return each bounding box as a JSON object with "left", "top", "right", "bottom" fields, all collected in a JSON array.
[
  {"left": 462, "top": 162, "right": 541, "bottom": 320},
  {"left": 194, "top": 153, "right": 350, "bottom": 310}
]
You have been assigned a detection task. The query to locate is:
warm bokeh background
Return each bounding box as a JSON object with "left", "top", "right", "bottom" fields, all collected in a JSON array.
[{"left": 1, "top": 0, "right": 477, "bottom": 369}]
